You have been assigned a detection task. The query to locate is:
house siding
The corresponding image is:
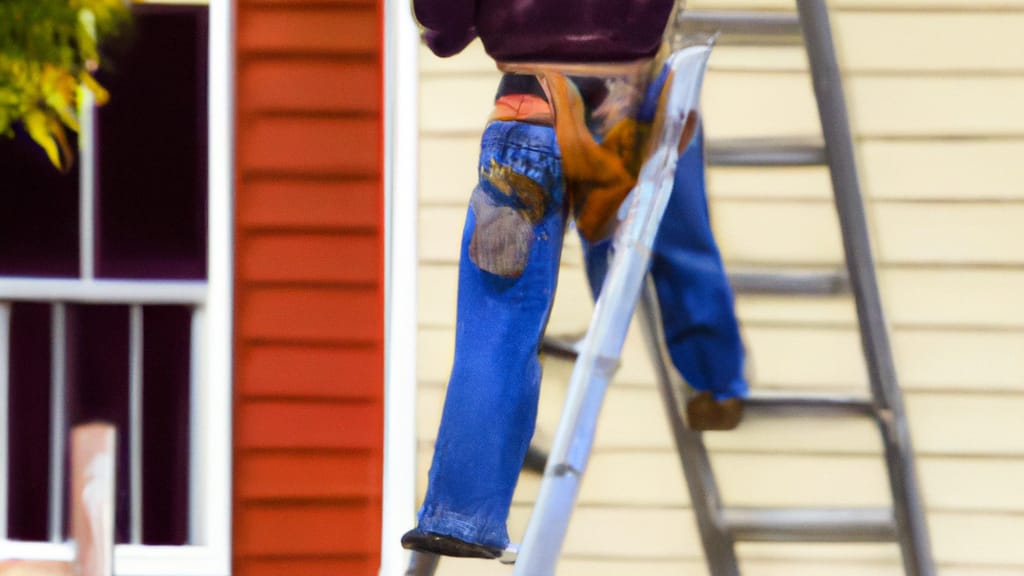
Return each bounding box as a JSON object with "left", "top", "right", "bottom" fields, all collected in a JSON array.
[
  {"left": 415, "top": 1, "right": 1024, "bottom": 575},
  {"left": 233, "top": 1, "right": 385, "bottom": 575}
]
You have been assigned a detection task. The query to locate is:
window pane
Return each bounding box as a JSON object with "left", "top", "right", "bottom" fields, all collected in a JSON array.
[
  {"left": 0, "top": 131, "right": 80, "bottom": 277},
  {"left": 7, "top": 303, "right": 53, "bottom": 541},
  {"left": 96, "top": 6, "right": 209, "bottom": 280},
  {"left": 141, "top": 305, "right": 191, "bottom": 545},
  {"left": 66, "top": 304, "right": 132, "bottom": 543}
]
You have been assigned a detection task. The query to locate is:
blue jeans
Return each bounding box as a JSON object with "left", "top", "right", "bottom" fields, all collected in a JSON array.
[
  {"left": 417, "top": 120, "right": 746, "bottom": 549},
  {"left": 418, "top": 121, "right": 567, "bottom": 549}
]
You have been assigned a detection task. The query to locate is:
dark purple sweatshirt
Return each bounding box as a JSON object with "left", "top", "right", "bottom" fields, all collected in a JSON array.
[{"left": 413, "top": 0, "right": 675, "bottom": 62}]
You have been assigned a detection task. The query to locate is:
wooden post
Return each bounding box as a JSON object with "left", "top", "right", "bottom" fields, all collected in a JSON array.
[
  {"left": 0, "top": 562, "right": 73, "bottom": 576},
  {"left": 70, "top": 423, "right": 116, "bottom": 576}
]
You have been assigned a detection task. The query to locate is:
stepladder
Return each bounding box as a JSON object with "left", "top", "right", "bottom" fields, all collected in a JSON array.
[
  {"left": 639, "top": 2, "right": 936, "bottom": 575},
  {"left": 408, "top": 32, "right": 718, "bottom": 574},
  {"left": 409, "top": 1, "right": 935, "bottom": 574}
]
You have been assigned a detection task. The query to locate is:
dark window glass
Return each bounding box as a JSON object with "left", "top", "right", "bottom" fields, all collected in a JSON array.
[
  {"left": 65, "top": 304, "right": 132, "bottom": 543},
  {"left": 4, "top": 4, "right": 208, "bottom": 546},
  {"left": 96, "top": 6, "right": 208, "bottom": 279},
  {"left": 0, "top": 131, "right": 80, "bottom": 277},
  {"left": 141, "top": 305, "right": 191, "bottom": 545},
  {"left": 8, "top": 304, "right": 195, "bottom": 544},
  {"left": 7, "top": 303, "right": 53, "bottom": 541}
]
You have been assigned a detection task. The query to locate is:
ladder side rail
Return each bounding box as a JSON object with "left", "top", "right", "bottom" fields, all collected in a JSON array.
[
  {"left": 405, "top": 552, "right": 440, "bottom": 576},
  {"left": 795, "top": 2, "right": 935, "bottom": 574},
  {"left": 513, "top": 44, "right": 715, "bottom": 576},
  {"left": 639, "top": 281, "right": 741, "bottom": 576}
]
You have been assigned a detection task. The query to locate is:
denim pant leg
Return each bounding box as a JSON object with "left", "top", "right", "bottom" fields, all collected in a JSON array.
[
  {"left": 581, "top": 128, "right": 747, "bottom": 400},
  {"left": 418, "top": 121, "right": 566, "bottom": 549}
]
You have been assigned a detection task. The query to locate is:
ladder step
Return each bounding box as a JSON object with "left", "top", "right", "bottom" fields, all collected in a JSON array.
[
  {"left": 723, "top": 508, "right": 897, "bottom": 542},
  {"left": 680, "top": 11, "right": 803, "bottom": 46},
  {"left": 707, "top": 138, "right": 826, "bottom": 167},
  {"left": 540, "top": 335, "right": 581, "bottom": 359},
  {"left": 745, "top": 392, "right": 876, "bottom": 418},
  {"left": 728, "top": 269, "right": 849, "bottom": 295}
]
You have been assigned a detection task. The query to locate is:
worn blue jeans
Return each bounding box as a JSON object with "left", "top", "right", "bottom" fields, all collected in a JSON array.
[
  {"left": 417, "top": 120, "right": 746, "bottom": 549},
  {"left": 417, "top": 121, "right": 567, "bottom": 549}
]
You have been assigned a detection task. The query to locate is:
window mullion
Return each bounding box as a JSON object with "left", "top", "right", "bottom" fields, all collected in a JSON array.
[
  {"left": 0, "top": 278, "right": 207, "bottom": 305},
  {"left": 49, "top": 303, "right": 68, "bottom": 543},
  {"left": 187, "top": 306, "right": 204, "bottom": 545},
  {"left": 0, "top": 303, "right": 10, "bottom": 541},
  {"left": 78, "top": 84, "right": 98, "bottom": 280},
  {"left": 129, "top": 305, "right": 145, "bottom": 544}
]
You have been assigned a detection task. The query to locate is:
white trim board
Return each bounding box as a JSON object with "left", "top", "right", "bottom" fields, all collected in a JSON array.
[
  {"left": 190, "top": 0, "right": 234, "bottom": 571},
  {"left": 380, "top": 1, "right": 420, "bottom": 574}
]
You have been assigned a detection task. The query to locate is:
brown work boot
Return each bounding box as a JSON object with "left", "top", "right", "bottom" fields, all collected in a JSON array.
[{"left": 686, "top": 391, "right": 744, "bottom": 431}]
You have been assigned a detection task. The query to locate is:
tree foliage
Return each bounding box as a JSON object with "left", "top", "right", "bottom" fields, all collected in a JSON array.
[{"left": 0, "top": 0, "right": 130, "bottom": 170}]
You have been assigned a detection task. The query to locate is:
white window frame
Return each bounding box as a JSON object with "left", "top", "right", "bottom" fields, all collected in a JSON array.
[
  {"left": 0, "top": 1, "right": 233, "bottom": 574},
  {"left": 381, "top": 0, "right": 420, "bottom": 574}
]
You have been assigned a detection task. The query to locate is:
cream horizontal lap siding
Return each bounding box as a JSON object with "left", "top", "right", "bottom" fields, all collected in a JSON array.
[{"left": 415, "top": 1, "right": 1024, "bottom": 574}]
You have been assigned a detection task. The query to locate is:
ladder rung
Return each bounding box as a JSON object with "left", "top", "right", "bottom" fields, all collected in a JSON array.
[
  {"left": 723, "top": 508, "right": 897, "bottom": 542},
  {"left": 522, "top": 444, "right": 549, "bottom": 474},
  {"left": 540, "top": 335, "right": 581, "bottom": 359},
  {"left": 728, "top": 270, "right": 849, "bottom": 295},
  {"left": 707, "top": 138, "right": 826, "bottom": 167},
  {"left": 745, "top": 392, "right": 876, "bottom": 418},
  {"left": 680, "top": 11, "right": 803, "bottom": 46}
]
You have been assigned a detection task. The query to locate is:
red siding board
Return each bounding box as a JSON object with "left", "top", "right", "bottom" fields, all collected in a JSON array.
[
  {"left": 240, "top": 60, "right": 380, "bottom": 114},
  {"left": 242, "top": 0, "right": 376, "bottom": 6},
  {"left": 237, "top": 558, "right": 379, "bottom": 576},
  {"left": 240, "top": 287, "right": 381, "bottom": 343},
  {"left": 240, "top": 344, "right": 382, "bottom": 399},
  {"left": 238, "top": 8, "right": 378, "bottom": 54},
  {"left": 234, "top": 0, "right": 385, "bottom": 573},
  {"left": 237, "top": 452, "right": 381, "bottom": 499},
  {"left": 236, "top": 503, "right": 380, "bottom": 556},
  {"left": 238, "top": 179, "right": 380, "bottom": 231},
  {"left": 237, "top": 400, "right": 381, "bottom": 450},
  {"left": 240, "top": 117, "right": 380, "bottom": 175},
  {"left": 241, "top": 233, "right": 380, "bottom": 285}
]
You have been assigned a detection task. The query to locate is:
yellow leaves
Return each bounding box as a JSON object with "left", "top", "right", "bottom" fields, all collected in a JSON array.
[
  {"left": 29, "top": 63, "right": 90, "bottom": 171},
  {"left": 78, "top": 9, "right": 100, "bottom": 71},
  {"left": 0, "top": 0, "right": 127, "bottom": 170},
  {"left": 40, "top": 64, "right": 80, "bottom": 132},
  {"left": 79, "top": 72, "right": 108, "bottom": 105},
  {"left": 0, "top": 57, "right": 94, "bottom": 171},
  {"left": 0, "top": 88, "right": 18, "bottom": 133},
  {"left": 23, "top": 108, "right": 73, "bottom": 172},
  {"left": 73, "top": 1, "right": 130, "bottom": 71},
  {"left": 71, "top": 0, "right": 125, "bottom": 17}
]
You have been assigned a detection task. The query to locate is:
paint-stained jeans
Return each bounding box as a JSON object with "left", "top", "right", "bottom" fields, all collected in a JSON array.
[
  {"left": 417, "top": 120, "right": 746, "bottom": 549},
  {"left": 418, "top": 120, "right": 566, "bottom": 549}
]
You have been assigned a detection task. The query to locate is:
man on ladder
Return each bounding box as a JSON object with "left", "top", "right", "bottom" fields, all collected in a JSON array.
[{"left": 401, "top": 0, "right": 748, "bottom": 561}]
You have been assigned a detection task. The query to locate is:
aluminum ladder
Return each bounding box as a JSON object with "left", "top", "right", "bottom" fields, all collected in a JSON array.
[
  {"left": 407, "top": 36, "right": 717, "bottom": 576},
  {"left": 634, "top": 2, "right": 936, "bottom": 575},
  {"left": 406, "top": 1, "right": 936, "bottom": 574}
]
